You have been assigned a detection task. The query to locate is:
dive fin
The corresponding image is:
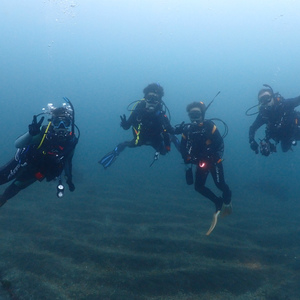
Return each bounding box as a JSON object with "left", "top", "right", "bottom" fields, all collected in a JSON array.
[
  {"left": 99, "top": 149, "right": 118, "bottom": 169},
  {"left": 206, "top": 210, "right": 220, "bottom": 236}
]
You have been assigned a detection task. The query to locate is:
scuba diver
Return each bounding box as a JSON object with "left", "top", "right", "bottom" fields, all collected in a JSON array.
[
  {"left": 180, "top": 101, "right": 232, "bottom": 236},
  {"left": 247, "top": 84, "right": 300, "bottom": 156},
  {"left": 0, "top": 98, "right": 79, "bottom": 207},
  {"left": 99, "top": 83, "right": 183, "bottom": 168}
]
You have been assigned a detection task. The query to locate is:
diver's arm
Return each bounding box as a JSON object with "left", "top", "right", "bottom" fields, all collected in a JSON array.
[
  {"left": 284, "top": 96, "right": 300, "bottom": 109},
  {"left": 249, "top": 115, "right": 265, "bottom": 154},
  {"left": 121, "top": 109, "right": 139, "bottom": 130},
  {"left": 210, "top": 126, "right": 224, "bottom": 158},
  {"left": 64, "top": 153, "right": 73, "bottom": 180},
  {"left": 14, "top": 132, "right": 33, "bottom": 148},
  {"left": 15, "top": 115, "right": 45, "bottom": 148},
  {"left": 64, "top": 149, "right": 75, "bottom": 191},
  {"left": 180, "top": 131, "right": 190, "bottom": 163},
  {"left": 249, "top": 115, "right": 265, "bottom": 142},
  {"left": 121, "top": 101, "right": 144, "bottom": 130},
  {"left": 14, "top": 131, "right": 43, "bottom": 148},
  {"left": 120, "top": 114, "right": 131, "bottom": 130},
  {"left": 203, "top": 121, "right": 224, "bottom": 160},
  {"left": 180, "top": 131, "right": 193, "bottom": 185},
  {"left": 160, "top": 113, "right": 175, "bottom": 134}
]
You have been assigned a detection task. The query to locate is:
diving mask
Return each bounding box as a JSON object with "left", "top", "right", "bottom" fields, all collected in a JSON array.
[
  {"left": 145, "top": 93, "right": 160, "bottom": 104},
  {"left": 145, "top": 93, "right": 160, "bottom": 111},
  {"left": 52, "top": 116, "right": 71, "bottom": 138},
  {"left": 258, "top": 91, "right": 273, "bottom": 106},
  {"left": 188, "top": 108, "right": 203, "bottom": 123},
  {"left": 52, "top": 117, "right": 71, "bottom": 129}
]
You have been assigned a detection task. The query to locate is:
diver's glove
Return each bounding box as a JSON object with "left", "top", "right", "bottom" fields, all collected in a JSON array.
[
  {"left": 120, "top": 114, "right": 127, "bottom": 129},
  {"left": 174, "top": 122, "right": 185, "bottom": 134},
  {"left": 29, "top": 115, "right": 44, "bottom": 136},
  {"left": 66, "top": 178, "right": 75, "bottom": 192},
  {"left": 249, "top": 139, "right": 259, "bottom": 154}
]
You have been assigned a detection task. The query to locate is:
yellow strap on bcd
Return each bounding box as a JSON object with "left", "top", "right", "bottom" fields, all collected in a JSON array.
[
  {"left": 134, "top": 124, "right": 141, "bottom": 145},
  {"left": 37, "top": 121, "right": 52, "bottom": 149}
]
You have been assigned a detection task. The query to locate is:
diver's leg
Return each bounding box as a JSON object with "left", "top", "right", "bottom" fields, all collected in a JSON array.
[
  {"left": 194, "top": 166, "right": 223, "bottom": 212},
  {"left": 0, "top": 177, "right": 36, "bottom": 207},
  {"left": 0, "top": 183, "right": 21, "bottom": 207},
  {"left": 0, "top": 148, "right": 28, "bottom": 185},
  {"left": 118, "top": 140, "right": 136, "bottom": 150},
  {"left": 211, "top": 162, "right": 231, "bottom": 205},
  {"left": 0, "top": 158, "right": 20, "bottom": 185}
]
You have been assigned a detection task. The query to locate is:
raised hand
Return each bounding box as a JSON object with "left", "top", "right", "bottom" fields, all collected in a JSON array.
[
  {"left": 120, "top": 114, "right": 127, "bottom": 129},
  {"left": 28, "top": 115, "right": 44, "bottom": 136}
]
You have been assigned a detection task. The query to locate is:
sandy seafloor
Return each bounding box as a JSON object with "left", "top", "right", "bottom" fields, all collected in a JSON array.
[{"left": 0, "top": 155, "right": 299, "bottom": 300}]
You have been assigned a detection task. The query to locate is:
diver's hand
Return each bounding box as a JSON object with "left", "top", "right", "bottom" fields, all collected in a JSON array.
[
  {"left": 29, "top": 115, "right": 44, "bottom": 136},
  {"left": 250, "top": 140, "right": 259, "bottom": 154},
  {"left": 174, "top": 122, "right": 185, "bottom": 134},
  {"left": 120, "top": 114, "right": 127, "bottom": 129},
  {"left": 66, "top": 178, "right": 75, "bottom": 192}
]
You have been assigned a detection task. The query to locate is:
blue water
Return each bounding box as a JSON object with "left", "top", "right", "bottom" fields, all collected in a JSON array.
[{"left": 1, "top": 1, "right": 300, "bottom": 299}]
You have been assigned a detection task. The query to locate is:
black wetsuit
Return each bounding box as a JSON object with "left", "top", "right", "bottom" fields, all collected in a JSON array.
[
  {"left": 118, "top": 100, "right": 177, "bottom": 154},
  {"left": 180, "top": 120, "right": 231, "bottom": 211},
  {"left": 0, "top": 125, "right": 78, "bottom": 205},
  {"left": 249, "top": 94, "right": 300, "bottom": 152}
]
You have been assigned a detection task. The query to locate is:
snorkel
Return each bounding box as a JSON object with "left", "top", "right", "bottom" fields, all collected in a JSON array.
[
  {"left": 262, "top": 84, "right": 274, "bottom": 95},
  {"left": 206, "top": 91, "right": 220, "bottom": 112}
]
